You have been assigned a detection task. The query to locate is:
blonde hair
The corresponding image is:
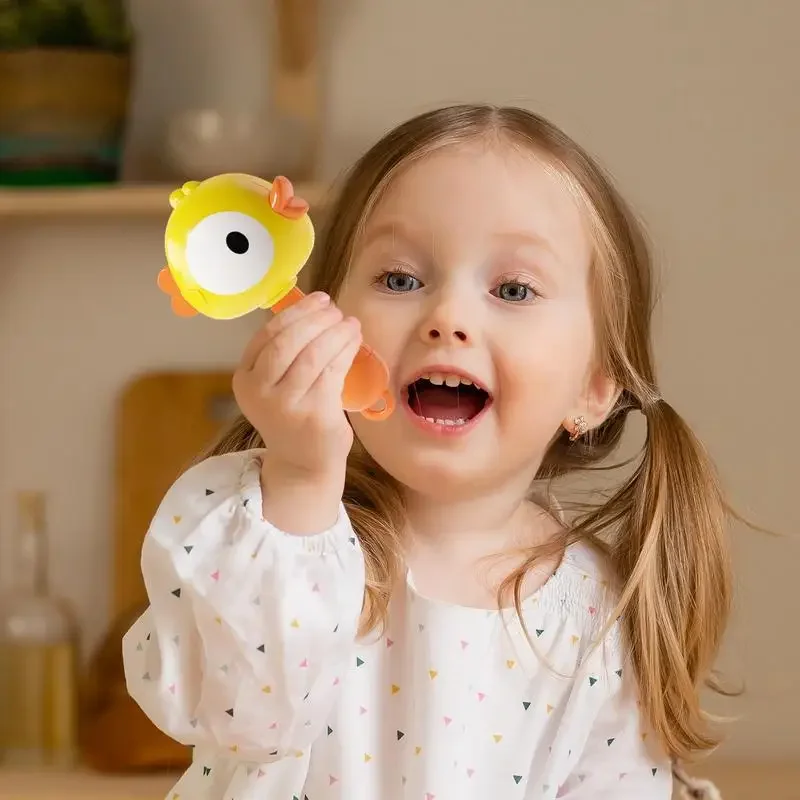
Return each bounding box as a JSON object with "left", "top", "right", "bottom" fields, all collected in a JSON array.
[{"left": 207, "top": 105, "right": 732, "bottom": 764}]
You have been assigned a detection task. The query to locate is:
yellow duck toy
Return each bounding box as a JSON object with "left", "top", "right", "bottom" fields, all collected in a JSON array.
[{"left": 158, "top": 173, "right": 393, "bottom": 421}]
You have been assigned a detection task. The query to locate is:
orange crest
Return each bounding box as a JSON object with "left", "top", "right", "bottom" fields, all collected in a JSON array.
[{"left": 269, "top": 175, "right": 309, "bottom": 220}]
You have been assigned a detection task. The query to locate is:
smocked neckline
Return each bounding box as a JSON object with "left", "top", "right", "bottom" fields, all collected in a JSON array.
[{"left": 404, "top": 543, "right": 581, "bottom": 617}]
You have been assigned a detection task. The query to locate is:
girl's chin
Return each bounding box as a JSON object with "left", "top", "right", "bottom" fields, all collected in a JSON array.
[{"left": 381, "top": 452, "right": 508, "bottom": 498}]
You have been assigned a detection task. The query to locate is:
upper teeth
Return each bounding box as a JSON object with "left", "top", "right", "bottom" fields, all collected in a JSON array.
[{"left": 420, "top": 373, "right": 474, "bottom": 387}]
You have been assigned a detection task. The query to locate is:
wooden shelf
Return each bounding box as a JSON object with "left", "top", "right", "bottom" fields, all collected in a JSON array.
[
  {"left": 0, "top": 182, "right": 330, "bottom": 219},
  {"left": 0, "top": 1, "right": 324, "bottom": 225},
  {"left": 0, "top": 768, "right": 178, "bottom": 800}
]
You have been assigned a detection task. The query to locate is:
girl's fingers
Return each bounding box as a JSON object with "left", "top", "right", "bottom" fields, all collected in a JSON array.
[
  {"left": 249, "top": 306, "right": 344, "bottom": 386},
  {"left": 239, "top": 291, "right": 331, "bottom": 372},
  {"left": 306, "top": 329, "right": 363, "bottom": 407},
  {"left": 277, "top": 317, "right": 362, "bottom": 401}
]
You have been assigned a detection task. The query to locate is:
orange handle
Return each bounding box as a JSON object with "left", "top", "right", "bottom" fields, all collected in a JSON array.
[{"left": 271, "top": 287, "right": 395, "bottom": 420}]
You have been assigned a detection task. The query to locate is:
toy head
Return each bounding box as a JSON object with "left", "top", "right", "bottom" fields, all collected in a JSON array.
[{"left": 164, "top": 174, "right": 315, "bottom": 319}]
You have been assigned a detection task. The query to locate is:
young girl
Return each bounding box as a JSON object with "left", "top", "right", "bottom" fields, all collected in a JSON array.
[{"left": 123, "top": 105, "right": 730, "bottom": 799}]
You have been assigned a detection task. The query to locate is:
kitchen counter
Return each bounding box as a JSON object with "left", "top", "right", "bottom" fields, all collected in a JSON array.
[{"left": 0, "top": 769, "right": 177, "bottom": 800}]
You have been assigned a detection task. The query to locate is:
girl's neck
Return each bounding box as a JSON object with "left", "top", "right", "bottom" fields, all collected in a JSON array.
[
  {"left": 401, "top": 471, "right": 564, "bottom": 609},
  {"left": 403, "top": 469, "right": 554, "bottom": 555}
]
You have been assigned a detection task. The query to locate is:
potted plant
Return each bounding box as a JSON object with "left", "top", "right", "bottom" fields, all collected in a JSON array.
[{"left": 0, "top": 0, "right": 133, "bottom": 186}]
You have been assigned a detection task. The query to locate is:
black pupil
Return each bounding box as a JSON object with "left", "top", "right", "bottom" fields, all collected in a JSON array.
[
  {"left": 501, "top": 283, "right": 527, "bottom": 301},
  {"left": 387, "top": 273, "right": 415, "bottom": 291},
  {"left": 226, "top": 231, "right": 249, "bottom": 255}
]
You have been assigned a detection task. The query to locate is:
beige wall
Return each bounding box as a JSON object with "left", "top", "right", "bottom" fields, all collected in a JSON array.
[{"left": 1, "top": 0, "right": 797, "bottom": 762}]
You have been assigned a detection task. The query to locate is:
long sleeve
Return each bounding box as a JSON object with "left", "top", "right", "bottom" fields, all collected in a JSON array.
[{"left": 122, "top": 449, "right": 365, "bottom": 774}]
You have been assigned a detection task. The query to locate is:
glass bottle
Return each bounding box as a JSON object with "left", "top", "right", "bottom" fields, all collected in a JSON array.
[{"left": 0, "top": 491, "right": 79, "bottom": 767}]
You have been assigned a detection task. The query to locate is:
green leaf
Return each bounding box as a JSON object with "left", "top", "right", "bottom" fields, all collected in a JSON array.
[{"left": 0, "top": 0, "right": 131, "bottom": 52}]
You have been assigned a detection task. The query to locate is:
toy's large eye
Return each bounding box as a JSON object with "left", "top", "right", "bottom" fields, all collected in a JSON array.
[{"left": 184, "top": 211, "right": 274, "bottom": 295}]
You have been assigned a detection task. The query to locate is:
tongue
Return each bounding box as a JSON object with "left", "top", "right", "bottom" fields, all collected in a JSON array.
[{"left": 409, "top": 385, "right": 484, "bottom": 421}]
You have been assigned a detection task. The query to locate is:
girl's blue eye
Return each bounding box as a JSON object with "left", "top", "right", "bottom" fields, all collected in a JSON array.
[
  {"left": 493, "top": 281, "right": 535, "bottom": 302},
  {"left": 385, "top": 272, "right": 422, "bottom": 292}
]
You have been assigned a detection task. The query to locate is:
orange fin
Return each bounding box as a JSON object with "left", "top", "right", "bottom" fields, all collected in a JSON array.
[
  {"left": 158, "top": 267, "right": 198, "bottom": 317},
  {"left": 269, "top": 175, "right": 309, "bottom": 220},
  {"left": 341, "top": 342, "right": 393, "bottom": 418},
  {"left": 171, "top": 295, "right": 199, "bottom": 317},
  {"left": 157, "top": 267, "right": 178, "bottom": 296}
]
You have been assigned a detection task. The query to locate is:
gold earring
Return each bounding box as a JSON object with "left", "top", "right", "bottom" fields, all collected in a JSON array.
[{"left": 568, "top": 415, "right": 589, "bottom": 441}]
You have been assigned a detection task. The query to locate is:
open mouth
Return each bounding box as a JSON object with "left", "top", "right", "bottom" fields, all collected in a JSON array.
[{"left": 405, "top": 372, "right": 491, "bottom": 428}]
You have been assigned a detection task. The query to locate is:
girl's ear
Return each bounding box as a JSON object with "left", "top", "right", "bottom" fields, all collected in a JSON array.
[{"left": 565, "top": 369, "right": 621, "bottom": 435}]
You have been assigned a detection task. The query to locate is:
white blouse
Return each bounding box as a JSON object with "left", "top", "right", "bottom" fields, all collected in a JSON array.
[{"left": 123, "top": 450, "right": 673, "bottom": 799}]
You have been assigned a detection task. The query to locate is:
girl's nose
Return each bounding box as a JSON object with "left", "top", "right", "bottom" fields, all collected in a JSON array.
[
  {"left": 423, "top": 326, "right": 469, "bottom": 344},
  {"left": 418, "top": 286, "right": 475, "bottom": 346}
]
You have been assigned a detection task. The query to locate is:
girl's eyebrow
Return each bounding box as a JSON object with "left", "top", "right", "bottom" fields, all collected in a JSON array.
[
  {"left": 493, "top": 229, "right": 560, "bottom": 263},
  {"left": 361, "top": 219, "right": 428, "bottom": 253}
]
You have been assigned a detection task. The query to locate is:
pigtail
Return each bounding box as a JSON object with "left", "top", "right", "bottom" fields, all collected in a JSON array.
[
  {"left": 603, "top": 399, "right": 733, "bottom": 760},
  {"left": 342, "top": 442, "right": 406, "bottom": 636}
]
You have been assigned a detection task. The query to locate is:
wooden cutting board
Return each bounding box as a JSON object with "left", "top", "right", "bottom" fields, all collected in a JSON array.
[{"left": 112, "top": 371, "right": 237, "bottom": 620}]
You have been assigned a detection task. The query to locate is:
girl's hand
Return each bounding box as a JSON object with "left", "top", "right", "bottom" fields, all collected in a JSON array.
[{"left": 233, "top": 292, "right": 361, "bottom": 533}]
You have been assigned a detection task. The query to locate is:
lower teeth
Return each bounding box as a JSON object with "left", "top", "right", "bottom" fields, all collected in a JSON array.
[{"left": 424, "top": 417, "right": 467, "bottom": 426}]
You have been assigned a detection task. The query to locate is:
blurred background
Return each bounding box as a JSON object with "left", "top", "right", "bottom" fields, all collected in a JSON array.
[{"left": 0, "top": 1, "right": 797, "bottom": 798}]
